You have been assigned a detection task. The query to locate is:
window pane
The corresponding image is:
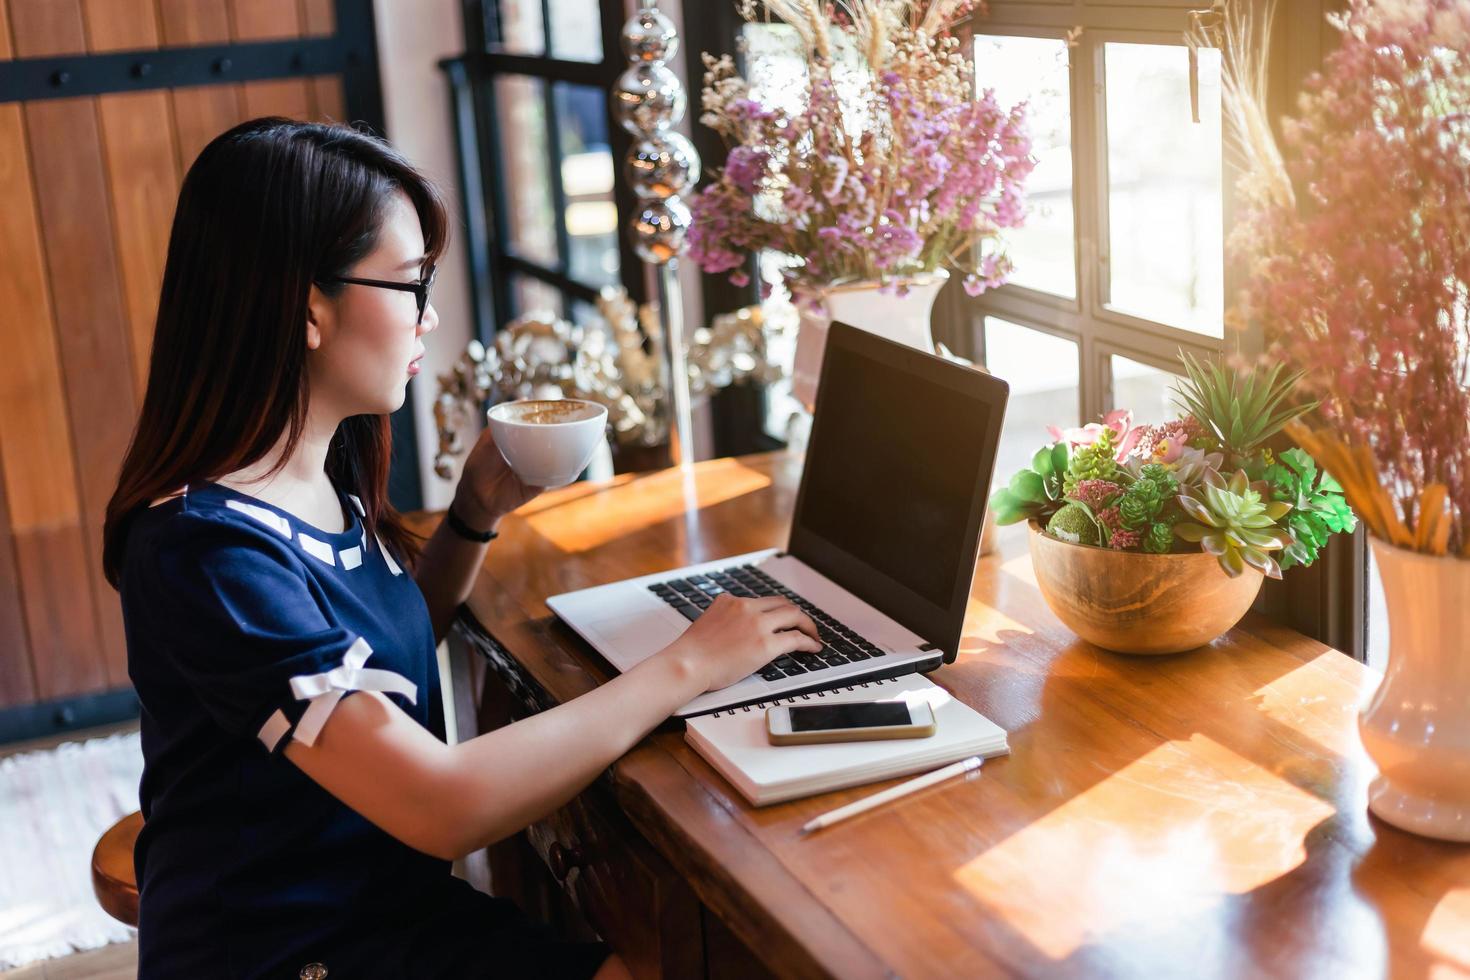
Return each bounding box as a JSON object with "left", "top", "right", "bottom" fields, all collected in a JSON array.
[
  {"left": 1104, "top": 43, "right": 1223, "bottom": 336},
  {"left": 493, "top": 76, "right": 558, "bottom": 265},
  {"left": 488, "top": 0, "right": 544, "bottom": 55},
  {"left": 555, "top": 83, "right": 619, "bottom": 288},
  {"left": 984, "top": 317, "right": 1080, "bottom": 482},
  {"left": 1111, "top": 355, "right": 1179, "bottom": 427},
  {"left": 512, "top": 275, "right": 564, "bottom": 320},
  {"left": 974, "top": 35, "right": 1074, "bottom": 299},
  {"left": 548, "top": 0, "right": 603, "bottom": 61}
]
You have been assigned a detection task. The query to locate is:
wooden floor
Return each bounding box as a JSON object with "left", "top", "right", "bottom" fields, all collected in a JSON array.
[{"left": 0, "top": 721, "right": 140, "bottom": 980}]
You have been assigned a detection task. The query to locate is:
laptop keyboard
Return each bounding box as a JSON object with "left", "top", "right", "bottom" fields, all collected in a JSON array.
[{"left": 647, "top": 565, "right": 886, "bottom": 683}]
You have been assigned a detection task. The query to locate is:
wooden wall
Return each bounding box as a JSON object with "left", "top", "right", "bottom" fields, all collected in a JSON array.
[{"left": 0, "top": 0, "right": 350, "bottom": 709}]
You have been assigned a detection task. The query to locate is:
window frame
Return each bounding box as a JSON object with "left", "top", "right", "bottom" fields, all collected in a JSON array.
[
  {"left": 958, "top": 16, "right": 1237, "bottom": 428},
  {"left": 446, "top": 0, "right": 644, "bottom": 337}
]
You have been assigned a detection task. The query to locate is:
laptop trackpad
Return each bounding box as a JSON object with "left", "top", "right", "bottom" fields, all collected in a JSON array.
[{"left": 586, "top": 612, "right": 686, "bottom": 673}]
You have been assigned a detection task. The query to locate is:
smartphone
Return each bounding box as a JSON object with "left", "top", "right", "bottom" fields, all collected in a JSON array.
[{"left": 766, "top": 699, "right": 937, "bottom": 745}]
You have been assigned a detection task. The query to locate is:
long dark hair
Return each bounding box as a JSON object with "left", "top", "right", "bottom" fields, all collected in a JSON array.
[{"left": 103, "top": 117, "right": 448, "bottom": 587}]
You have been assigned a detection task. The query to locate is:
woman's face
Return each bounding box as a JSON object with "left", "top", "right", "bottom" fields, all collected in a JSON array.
[{"left": 307, "top": 191, "right": 438, "bottom": 418}]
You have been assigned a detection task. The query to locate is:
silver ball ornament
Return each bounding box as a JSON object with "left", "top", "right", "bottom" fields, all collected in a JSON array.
[
  {"left": 620, "top": 7, "right": 677, "bottom": 64},
  {"left": 612, "top": 63, "right": 686, "bottom": 135},
  {"left": 623, "top": 132, "right": 700, "bottom": 200},
  {"left": 629, "top": 198, "right": 692, "bottom": 265}
]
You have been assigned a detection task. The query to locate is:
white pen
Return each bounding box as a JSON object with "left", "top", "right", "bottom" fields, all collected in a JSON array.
[{"left": 801, "top": 755, "right": 985, "bottom": 834}]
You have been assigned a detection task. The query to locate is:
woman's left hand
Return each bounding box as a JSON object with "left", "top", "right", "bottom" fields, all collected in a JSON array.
[{"left": 452, "top": 425, "right": 542, "bottom": 533}]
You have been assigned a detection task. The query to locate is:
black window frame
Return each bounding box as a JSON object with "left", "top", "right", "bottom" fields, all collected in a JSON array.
[{"left": 445, "top": 0, "right": 646, "bottom": 339}]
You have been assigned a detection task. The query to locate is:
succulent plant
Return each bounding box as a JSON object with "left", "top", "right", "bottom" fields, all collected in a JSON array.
[
  {"left": 990, "top": 443, "right": 1070, "bottom": 526},
  {"left": 1175, "top": 469, "right": 1295, "bottom": 579},
  {"left": 1063, "top": 427, "right": 1119, "bottom": 496},
  {"left": 1144, "top": 520, "right": 1176, "bottom": 554},
  {"left": 1172, "top": 353, "right": 1317, "bottom": 465}
]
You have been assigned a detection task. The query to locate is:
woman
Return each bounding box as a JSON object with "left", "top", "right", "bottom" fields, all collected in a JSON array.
[{"left": 102, "top": 117, "right": 822, "bottom": 979}]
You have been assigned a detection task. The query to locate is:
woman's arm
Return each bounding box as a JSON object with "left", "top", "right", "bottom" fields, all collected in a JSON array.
[
  {"left": 413, "top": 424, "right": 539, "bottom": 643},
  {"left": 414, "top": 499, "right": 495, "bottom": 644},
  {"left": 285, "top": 593, "right": 821, "bottom": 861}
]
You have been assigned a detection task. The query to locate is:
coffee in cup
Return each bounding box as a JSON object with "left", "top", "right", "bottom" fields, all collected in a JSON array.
[{"left": 486, "top": 398, "right": 609, "bottom": 488}]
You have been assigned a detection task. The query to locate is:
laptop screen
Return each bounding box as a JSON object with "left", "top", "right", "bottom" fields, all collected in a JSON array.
[{"left": 788, "top": 323, "right": 1007, "bottom": 658}]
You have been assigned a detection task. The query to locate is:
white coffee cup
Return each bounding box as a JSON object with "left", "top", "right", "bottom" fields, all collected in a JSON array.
[{"left": 486, "top": 398, "right": 609, "bottom": 488}]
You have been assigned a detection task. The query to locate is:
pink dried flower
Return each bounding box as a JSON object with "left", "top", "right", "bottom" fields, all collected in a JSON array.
[
  {"left": 1228, "top": 0, "right": 1470, "bottom": 552},
  {"left": 1107, "top": 528, "right": 1142, "bottom": 551},
  {"left": 1071, "top": 479, "right": 1124, "bottom": 510}
]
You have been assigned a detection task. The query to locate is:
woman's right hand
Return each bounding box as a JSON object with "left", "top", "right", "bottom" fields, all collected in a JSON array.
[{"left": 667, "top": 594, "right": 824, "bottom": 692}]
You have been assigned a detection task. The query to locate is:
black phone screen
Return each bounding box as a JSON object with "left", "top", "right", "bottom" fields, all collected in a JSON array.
[{"left": 788, "top": 701, "right": 914, "bottom": 732}]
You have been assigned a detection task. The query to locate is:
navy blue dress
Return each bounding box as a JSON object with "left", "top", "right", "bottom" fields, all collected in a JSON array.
[{"left": 120, "top": 483, "right": 607, "bottom": 979}]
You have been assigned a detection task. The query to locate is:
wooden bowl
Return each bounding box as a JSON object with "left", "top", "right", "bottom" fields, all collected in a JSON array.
[{"left": 1026, "top": 521, "right": 1264, "bottom": 655}]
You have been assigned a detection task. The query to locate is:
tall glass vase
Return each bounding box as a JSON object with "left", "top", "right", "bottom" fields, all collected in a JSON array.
[{"left": 1358, "top": 539, "right": 1470, "bottom": 841}]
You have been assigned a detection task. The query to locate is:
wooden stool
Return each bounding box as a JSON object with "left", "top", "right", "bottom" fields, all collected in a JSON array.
[{"left": 92, "top": 811, "right": 143, "bottom": 927}]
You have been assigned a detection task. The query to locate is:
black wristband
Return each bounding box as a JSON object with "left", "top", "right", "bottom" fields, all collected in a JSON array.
[{"left": 445, "top": 502, "right": 498, "bottom": 543}]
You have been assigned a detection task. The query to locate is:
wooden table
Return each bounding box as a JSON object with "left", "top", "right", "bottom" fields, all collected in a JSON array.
[{"left": 418, "top": 453, "right": 1470, "bottom": 979}]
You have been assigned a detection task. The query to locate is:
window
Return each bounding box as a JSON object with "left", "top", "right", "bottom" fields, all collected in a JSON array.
[
  {"left": 448, "top": 0, "right": 638, "bottom": 333},
  {"left": 964, "top": 10, "right": 1234, "bottom": 482}
]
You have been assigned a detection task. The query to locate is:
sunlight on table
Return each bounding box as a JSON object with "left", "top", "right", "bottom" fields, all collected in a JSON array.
[
  {"left": 525, "top": 460, "right": 773, "bottom": 552},
  {"left": 953, "top": 734, "right": 1334, "bottom": 960}
]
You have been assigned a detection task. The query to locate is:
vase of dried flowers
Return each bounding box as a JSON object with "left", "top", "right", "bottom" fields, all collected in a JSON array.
[
  {"left": 689, "top": 1, "right": 1033, "bottom": 403},
  {"left": 790, "top": 270, "right": 948, "bottom": 409},
  {"left": 1207, "top": 0, "right": 1470, "bottom": 839}
]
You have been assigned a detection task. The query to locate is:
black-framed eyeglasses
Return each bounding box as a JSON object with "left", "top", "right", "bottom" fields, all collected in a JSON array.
[{"left": 321, "top": 263, "right": 437, "bottom": 324}]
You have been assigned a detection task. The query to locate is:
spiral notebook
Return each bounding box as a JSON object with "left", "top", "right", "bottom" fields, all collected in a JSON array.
[{"left": 684, "top": 674, "right": 1009, "bottom": 806}]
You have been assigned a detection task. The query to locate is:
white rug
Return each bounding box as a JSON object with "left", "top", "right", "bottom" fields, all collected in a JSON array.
[{"left": 0, "top": 730, "right": 143, "bottom": 969}]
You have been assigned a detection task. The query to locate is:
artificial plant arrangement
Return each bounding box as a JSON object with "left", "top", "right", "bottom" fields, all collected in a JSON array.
[
  {"left": 688, "top": 0, "right": 1034, "bottom": 296},
  {"left": 990, "top": 355, "right": 1357, "bottom": 579}
]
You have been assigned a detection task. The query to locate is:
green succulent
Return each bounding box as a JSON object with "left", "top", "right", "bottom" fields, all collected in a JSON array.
[
  {"left": 1175, "top": 469, "right": 1295, "bottom": 579},
  {"left": 1046, "top": 501, "right": 1101, "bottom": 545},
  {"left": 1114, "top": 463, "right": 1178, "bottom": 530},
  {"left": 1143, "top": 520, "right": 1175, "bottom": 554},
  {"left": 1172, "top": 353, "right": 1318, "bottom": 465},
  {"left": 1062, "top": 428, "right": 1119, "bottom": 496},
  {"left": 1260, "top": 448, "right": 1358, "bottom": 570},
  {"left": 990, "top": 443, "right": 1071, "bottom": 526}
]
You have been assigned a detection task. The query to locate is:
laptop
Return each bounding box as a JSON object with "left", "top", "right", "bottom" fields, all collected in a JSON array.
[{"left": 547, "top": 321, "right": 1010, "bottom": 717}]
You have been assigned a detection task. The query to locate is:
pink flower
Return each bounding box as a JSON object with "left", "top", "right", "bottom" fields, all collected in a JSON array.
[
  {"left": 1048, "top": 409, "right": 1134, "bottom": 451},
  {"left": 1072, "top": 479, "right": 1124, "bottom": 510}
]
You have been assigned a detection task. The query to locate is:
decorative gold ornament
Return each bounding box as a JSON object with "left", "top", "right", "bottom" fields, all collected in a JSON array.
[{"left": 433, "top": 287, "right": 786, "bottom": 480}]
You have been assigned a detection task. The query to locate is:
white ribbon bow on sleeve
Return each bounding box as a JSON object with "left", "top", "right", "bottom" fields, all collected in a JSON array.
[{"left": 288, "top": 637, "right": 418, "bottom": 746}]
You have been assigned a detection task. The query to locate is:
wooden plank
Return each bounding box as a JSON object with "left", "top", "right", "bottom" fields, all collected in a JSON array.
[
  {"left": 0, "top": 100, "right": 104, "bottom": 701},
  {"left": 0, "top": 0, "right": 12, "bottom": 59},
  {"left": 0, "top": 391, "right": 37, "bottom": 710},
  {"left": 156, "top": 0, "right": 230, "bottom": 46},
  {"left": 228, "top": 0, "right": 298, "bottom": 40},
  {"left": 7, "top": 0, "right": 87, "bottom": 57},
  {"left": 0, "top": 2, "right": 29, "bottom": 707},
  {"left": 170, "top": 84, "right": 243, "bottom": 172},
  {"left": 95, "top": 96, "right": 178, "bottom": 393},
  {"left": 242, "top": 77, "right": 311, "bottom": 119},
  {"left": 299, "top": 0, "right": 332, "bottom": 36},
  {"left": 24, "top": 96, "right": 136, "bottom": 692},
  {"left": 87, "top": 1, "right": 180, "bottom": 397},
  {"left": 310, "top": 73, "right": 345, "bottom": 122},
  {"left": 80, "top": 0, "right": 159, "bottom": 51},
  {"left": 158, "top": 0, "right": 242, "bottom": 172},
  {"left": 231, "top": 0, "right": 311, "bottom": 122}
]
